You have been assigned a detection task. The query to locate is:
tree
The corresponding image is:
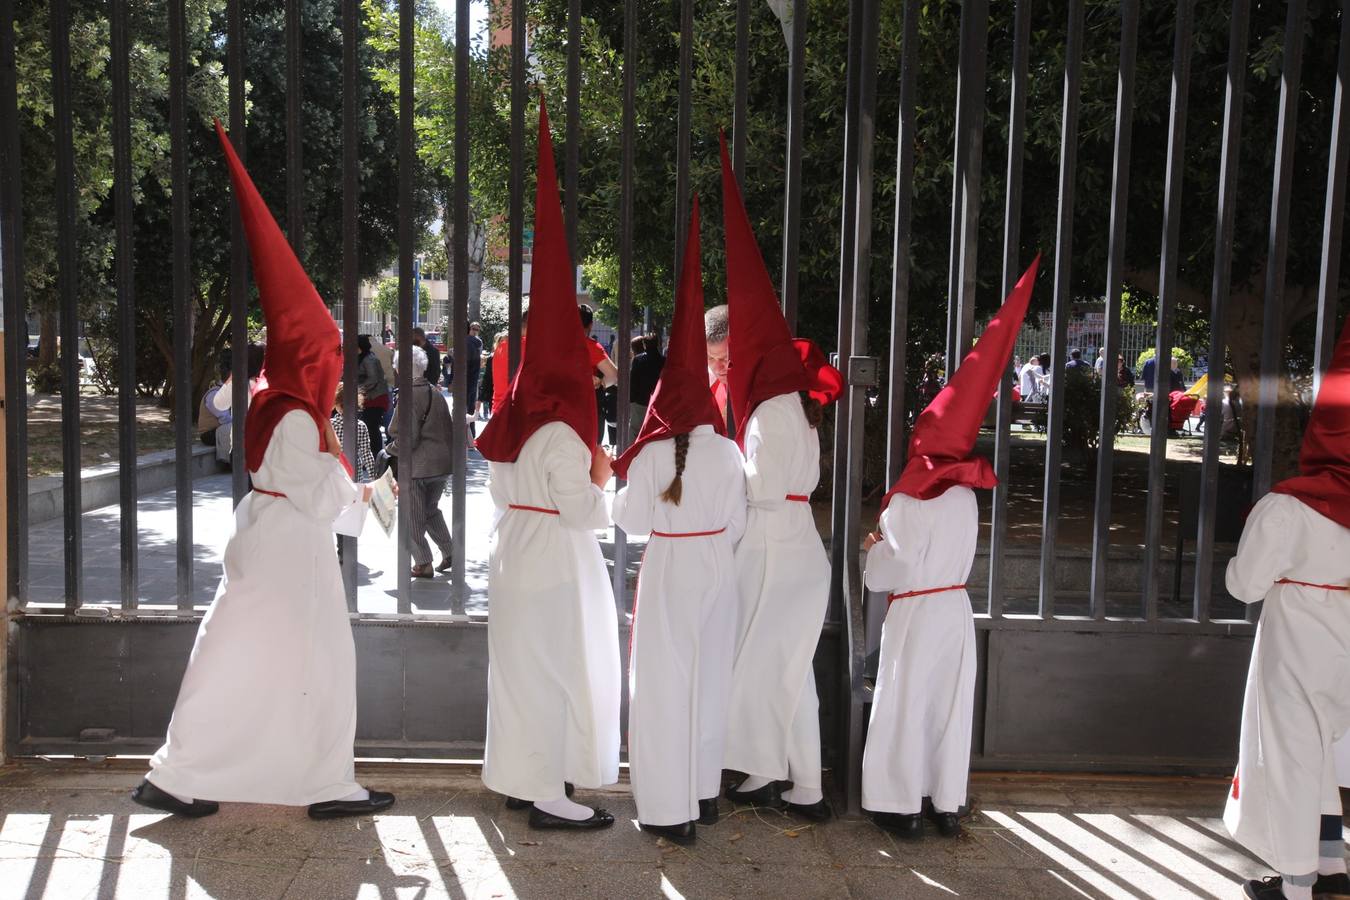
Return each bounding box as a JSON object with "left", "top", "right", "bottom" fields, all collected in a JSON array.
[{"left": 368, "top": 275, "right": 431, "bottom": 321}]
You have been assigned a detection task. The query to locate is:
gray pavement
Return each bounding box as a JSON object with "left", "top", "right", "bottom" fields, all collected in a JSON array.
[
  {"left": 25, "top": 449, "right": 644, "bottom": 616},
  {"left": 0, "top": 761, "right": 1289, "bottom": 899}
]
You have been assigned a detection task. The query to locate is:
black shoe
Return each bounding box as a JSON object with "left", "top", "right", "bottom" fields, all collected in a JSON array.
[
  {"left": 307, "top": 790, "right": 396, "bottom": 820},
  {"left": 783, "top": 798, "right": 832, "bottom": 822},
  {"left": 1315, "top": 871, "right": 1350, "bottom": 898},
  {"left": 872, "top": 811, "right": 923, "bottom": 841},
  {"left": 726, "top": 780, "right": 780, "bottom": 807},
  {"left": 639, "top": 820, "right": 696, "bottom": 845},
  {"left": 698, "top": 798, "right": 720, "bottom": 825},
  {"left": 1245, "top": 877, "right": 1287, "bottom": 899},
  {"left": 926, "top": 809, "right": 962, "bottom": 837},
  {"left": 528, "top": 806, "right": 615, "bottom": 830},
  {"left": 130, "top": 780, "right": 219, "bottom": 818},
  {"left": 506, "top": 782, "right": 574, "bottom": 810},
  {"left": 436, "top": 556, "right": 452, "bottom": 573}
]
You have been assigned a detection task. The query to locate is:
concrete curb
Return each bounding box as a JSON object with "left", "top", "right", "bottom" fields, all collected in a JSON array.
[{"left": 27, "top": 444, "right": 218, "bottom": 525}]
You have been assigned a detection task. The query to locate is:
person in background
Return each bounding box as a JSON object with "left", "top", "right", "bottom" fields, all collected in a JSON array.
[
  {"left": 1116, "top": 354, "right": 1136, "bottom": 389},
  {"left": 381, "top": 325, "right": 393, "bottom": 346},
  {"left": 412, "top": 327, "right": 441, "bottom": 390},
  {"left": 1141, "top": 354, "right": 1185, "bottom": 393},
  {"left": 490, "top": 310, "right": 529, "bottom": 413},
  {"left": 1065, "top": 348, "right": 1092, "bottom": 375},
  {"left": 1094, "top": 346, "right": 1108, "bottom": 378},
  {"left": 356, "top": 335, "right": 390, "bottom": 457},
  {"left": 1018, "top": 353, "right": 1044, "bottom": 402},
  {"left": 705, "top": 304, "right": 732, "bottom": 434},
  {"left": 331, "top": 383, "right": 375, "bottom": 484},
  {"left": 628, "top": 333, "right": 665, "bottom": 429},
  {"left": 385, "top": 345, "right": 455, "bottom": 578},
  {"left": 199, "top": 351, "right": 234, "bottom": 467},
  {"left": 578, "top": 303, "right": 620, "bottom": 444}
]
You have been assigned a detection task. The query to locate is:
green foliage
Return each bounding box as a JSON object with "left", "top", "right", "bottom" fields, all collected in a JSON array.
[
  {"left": 1135, "top": 347, "right": 1194, "bottom": 372},
  {"left": 1061, "top": 370, "right": 1132, "bottom": 456},
  {"left": 369, "top": 276, "right": 430, "bottom": 318}
]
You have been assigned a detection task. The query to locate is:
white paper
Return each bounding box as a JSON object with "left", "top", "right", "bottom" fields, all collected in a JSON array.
[{"left": 369, "top": 471, "right": 397, "bottom": 537}]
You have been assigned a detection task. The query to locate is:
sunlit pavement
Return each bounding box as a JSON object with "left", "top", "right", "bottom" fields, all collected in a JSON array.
[{"left": 0, "top": 761, "right": 1302, "bottom": 899}]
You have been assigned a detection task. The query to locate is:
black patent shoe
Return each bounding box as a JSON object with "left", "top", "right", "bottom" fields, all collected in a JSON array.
[
  {"left": 527, "top": 806, "right": 615, "bottom": 830},
  {"left": 307, "top": 790, "right": 396, "bottom": 820},
  {"left": 783, "top": 798, "right": 833, "bottom": 822},
  {"left": 726, "top": 780, "right": 781, "bottom": 807},
  {"left": 131, "top": 780, "right": 219, "bottom": 818},
  {"left": 1315, "top": 872, "right": 1350, "bottom": 898},
  {"left": 698, "top": 798, "right": 720, "bottom": 825},
  {"left": 506, "top": 782, "right": 574, "bottom": 810},
  {"left": 926, "top": 809, "right": 962, "bottom": 837},
  {"left": 872, "top": 811, "right": 924, "bottom": 841},
  {"left": 639, "top": 820, "right": 696, "bottom": 845},
  {"left": 1244, "top": 877, "right": 1287, "bottom": 899}
]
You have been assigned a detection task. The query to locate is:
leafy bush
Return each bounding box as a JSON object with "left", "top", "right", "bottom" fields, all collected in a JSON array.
[
  {"left": 1062, "top": 370, "right": 1135, "bottom": 455},
  {"left": 1136, "top": 346, "right": 1194, "bottom": 372}
]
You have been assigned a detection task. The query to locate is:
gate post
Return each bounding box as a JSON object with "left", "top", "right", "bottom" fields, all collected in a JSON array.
[{"left": 1, "top": 331, "right": 8, "bottom": 765}]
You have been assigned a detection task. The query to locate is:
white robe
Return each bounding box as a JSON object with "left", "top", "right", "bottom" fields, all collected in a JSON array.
[
  {"left": 612, "top": 425, "right": 746, "bottom": 826},
  {"left": 482, "top": 421, "right": 621, "bottom": 800},
  {"left": 861, "top": 486, "right": 978, "bottom": 815},
  {"left": 1224, "top": 491, "right": 1350, "bottom": 875},
  {"left": 148, "top": 410, "right": 368, "bottom": 805},
  {"left": 722, "top": 393, "right": 830, "bottom": 789}
]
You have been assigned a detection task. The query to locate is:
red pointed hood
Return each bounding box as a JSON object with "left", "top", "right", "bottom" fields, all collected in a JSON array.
[
  {"left": 613, "top": 196, "right": 725, "bottom": 480},
  {"left": 720, "top": 133, "right": 841, "bottom": 438},
  {"left": 215, "top": 120, "right": 343, "bottom": 473},
  {"left": 883, "top": 254, "right": 1041, "bottom": 506},
  {"left": 1272, "top": 313, "right": 1350, "bottom": 529},
  {"left": 475, "top": 99, "right": 597, "bottom": 463}
]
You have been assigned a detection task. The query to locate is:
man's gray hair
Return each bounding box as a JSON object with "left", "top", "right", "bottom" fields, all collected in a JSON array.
[
  {"left": 392, "top": 344, "right": 428, "bottom": 377},
  {"left": 705, "top": 304, "right": 729, "bottom": 344}
]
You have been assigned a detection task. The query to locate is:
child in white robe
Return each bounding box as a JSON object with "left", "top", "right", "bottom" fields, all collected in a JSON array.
[
  {"left": 612, "top": 198, "right": 746, "bottom": 844},
  {"left": 861, "top": 257, "right": 1039, "bottom": 840}
]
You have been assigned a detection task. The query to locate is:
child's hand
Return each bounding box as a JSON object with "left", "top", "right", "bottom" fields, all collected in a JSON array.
[
  {"left": 361, "top": 484, "right": 374, "bottom": 503},
  {"left": 590, "top": 446, "right": 614, "bottom": 487},
  {"left": 862, "top": 531, "right": 883, "bottom": 551}
]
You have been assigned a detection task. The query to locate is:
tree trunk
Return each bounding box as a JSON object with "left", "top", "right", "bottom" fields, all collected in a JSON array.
[{"left": 37, "top": 309, "right": 57, "bottom": 369}]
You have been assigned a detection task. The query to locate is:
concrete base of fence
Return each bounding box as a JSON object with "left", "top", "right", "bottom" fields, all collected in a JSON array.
[{"left": 26, "top": 444, "right": 218, "bottom": 526}]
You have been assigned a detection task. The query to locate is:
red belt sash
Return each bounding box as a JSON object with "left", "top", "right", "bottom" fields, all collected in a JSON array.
[
  {"left": 1276, "top": 578, "right": 1349, "bottom": 591},
  {"left": 650, "top": 527, "right": 727, "bottom": 539},
  {"left": 253, "top": 487, "right": 287, "bottom": 499},
  {"left": 508, "top": 504, "right": 559, "bottom": 515},
  {"left": 888, "top": 584, "right": 967, "bottom": 604},
  {"left": 786, "top": 494, "right": 810, "bottom": 503}
]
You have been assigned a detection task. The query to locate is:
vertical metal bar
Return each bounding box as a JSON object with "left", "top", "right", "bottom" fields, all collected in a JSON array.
[
  {"left": 953, "top": 0, "right": 989, "bottom": 365},
  {"left": 827, "top": 0, "right": 862, "bottom": 621},
  {"left": 674, "top": 0, "right": 693, "bottom": 275},
  {"left": 0, "top": 0, "right": 28, "bottom": 611},
  {"left": 613, "top": 0, "right": 636, "bottom": 612},
  {"left": 50, "top": 0, "right": 83, "bottom": 610},
  {"left": 1194, "top": 0, "right": 1252, "bottom": 621},
  {"left": 110, "top": 0, "right": 138, "bottom": 610},
  {"left": 228, "top": 0, "right": 249, "bottom": 506},
  {"left": 396, "top": 0, "right": 414, "bottom": 613},
  {"left": 1252, "top": 0, "right": 1307, "bottom": 500},
  {"left": 286, "top": 0, "right": 304, "bottom": 254},
  {"left": 1087, "top": 0, "right": 1140, "bottom": 620},
  {"left": 989, "top": 0, "right": 1033, "bottom": 620},
  {"left": 1142, "top": 0, "right": 1196, "bottom": 620},
  {"left": 841, "top": 0, "right": 881, "bottom": 816},
  {"left": 565, "top": 0, "right": 581, "bottom": 263},
  {"left": 1037, "top": 0, "right": 1085, "bottom": 620},
  {"left": 944, "top": 0, "right": 976, "bottom": 372},
  {"left": 451, "top": 0, "right": 470, "bottom": 608},
  {"left": 780, "top": 0, "right": 806, "bottom": 333},
  {"left": 1313, "top": 5, "right": 1350, "bottom": 391},
  {"left": 885, "top": 0, "right": 919, "bottom": 490},
  {"left": 733, "top": 0, "right": 749, "bottom": 185},
  {"left": 169, "top": 0, "right": 193, "bottom": 610},
  {"left": 508, "top": 0, "right": 525, "bottom": 377},
  {"left": 340, "top": 0, "right": 359, "bottom": 609}
]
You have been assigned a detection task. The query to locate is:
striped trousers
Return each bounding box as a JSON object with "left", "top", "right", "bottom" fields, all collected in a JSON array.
[{"left": 407, "top": 476, "right": 453, "bottom": 566}]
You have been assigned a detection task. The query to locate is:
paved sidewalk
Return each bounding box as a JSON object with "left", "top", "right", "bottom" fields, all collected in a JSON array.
[
  {"left": 0, "top": 761, "right": 1291, "bottom": 899},
  {"left": 25, "top": 450, "right": 644, "bottom": 616}
]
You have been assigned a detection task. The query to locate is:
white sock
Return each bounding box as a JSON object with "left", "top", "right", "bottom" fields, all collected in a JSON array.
[
  {"left": 1319, "top": 844, "right": 1347, "bottom": 876},
  {"left": 736, "top": 775, "right": 773, "bottom": 792},
  {"left": 1282, "top": 883, "right": 1312, "bottom": 900},
  {"left": 339, "top": 787, "right": 370, "bottom": 802},
  {"left": 533, "top": 796, "right": 593, "bottom": 821},
  {"left": 782, "top": 786, "right": 822, "bottom": 805}
]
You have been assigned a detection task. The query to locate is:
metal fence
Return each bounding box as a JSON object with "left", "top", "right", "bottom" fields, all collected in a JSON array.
[{"left": 2, "top": 0, "right": 1348, "bottom": 810}]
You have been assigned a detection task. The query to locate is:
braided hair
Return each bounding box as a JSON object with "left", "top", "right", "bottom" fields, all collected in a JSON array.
[
  {"left": 799, "top": 391, "right": 824, "bottom": 429},
  {"left": 660, "top": 432, "right": 692, "bottom": 505}
]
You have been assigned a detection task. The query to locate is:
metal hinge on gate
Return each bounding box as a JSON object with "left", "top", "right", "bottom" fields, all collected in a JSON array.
[{"left": 848, "top": 356, "right": 880, "bottom": 388}]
